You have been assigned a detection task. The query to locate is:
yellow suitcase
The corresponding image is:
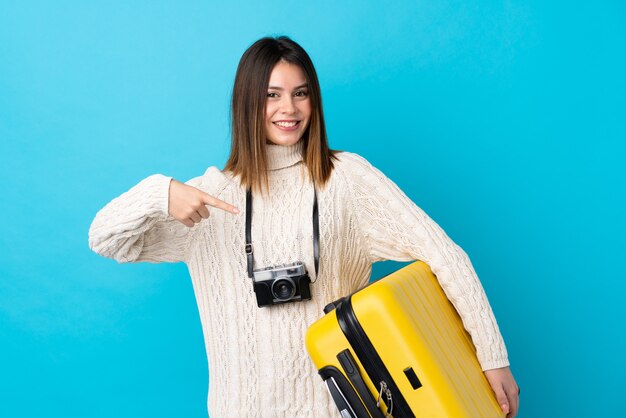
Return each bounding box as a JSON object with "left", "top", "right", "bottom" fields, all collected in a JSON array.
[{"left": 305, "top": 261, "right": 504, "bottom": 418}]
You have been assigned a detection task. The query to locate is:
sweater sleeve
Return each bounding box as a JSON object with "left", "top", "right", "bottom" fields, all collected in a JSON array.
[
  {"left": 343, "top": 153, "right": 509, "bottom": 371},
  {"left": 88, "top": 173, "right": 200, "bottom": 263}
]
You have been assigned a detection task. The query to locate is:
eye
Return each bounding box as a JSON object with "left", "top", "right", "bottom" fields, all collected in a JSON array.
[
  {"left": 295, "top": 90, "right": 308, "bottom": 97},
  {"left": 267, "top": 92, "right": 278, "bottom": 98}
]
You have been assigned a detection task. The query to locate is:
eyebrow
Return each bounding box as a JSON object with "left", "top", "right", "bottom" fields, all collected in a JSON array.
[{"left": 267, "top": 83, "right": 309, "bottom": 91}]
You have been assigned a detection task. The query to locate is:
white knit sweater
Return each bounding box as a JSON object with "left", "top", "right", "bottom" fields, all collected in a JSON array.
[{"left": 88, "top": 141, "right": 509, "bottom": 418}]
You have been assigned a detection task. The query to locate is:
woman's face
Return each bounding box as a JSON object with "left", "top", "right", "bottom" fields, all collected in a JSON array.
[{"left": 265, "top": 60, "right": 311, "bottom": 146}]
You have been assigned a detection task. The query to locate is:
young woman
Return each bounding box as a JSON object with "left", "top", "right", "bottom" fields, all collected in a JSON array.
[{"left": 89, "top": 36, "right": 519, "bottom": 417}]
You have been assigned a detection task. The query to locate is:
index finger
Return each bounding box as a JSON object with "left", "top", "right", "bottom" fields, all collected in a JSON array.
[{"left": 202, "top": 194, "right": 240, "bottom": 214}]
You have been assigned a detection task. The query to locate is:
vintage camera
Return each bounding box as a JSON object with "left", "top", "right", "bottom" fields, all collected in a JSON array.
[{"left": 252, "top": 262, "right": 312, "bottom": 307}]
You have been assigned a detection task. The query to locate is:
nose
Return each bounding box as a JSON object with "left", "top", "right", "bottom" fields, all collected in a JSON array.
[{"left": 280, "top": 95, "right": 297, "bottom": 114}]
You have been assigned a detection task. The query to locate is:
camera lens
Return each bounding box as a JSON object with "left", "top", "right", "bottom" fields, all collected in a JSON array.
[{"left": 272, "top": 278, "right": 296, "bottom": 301}]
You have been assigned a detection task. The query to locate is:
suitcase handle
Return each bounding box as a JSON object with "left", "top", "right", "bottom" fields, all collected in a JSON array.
[
  {"left": 323, "top": 297, "right": 346, "bottom": 314},
  {"left": 320, "top": 366, "right": 372, "bottom": 418},
  {"left": 338, "top": 350, "right": 387, "bottom": 418}
]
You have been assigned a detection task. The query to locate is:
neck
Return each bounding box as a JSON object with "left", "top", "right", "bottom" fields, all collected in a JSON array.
[{"left": 266, "top": 141, "right": 304, "bottom": 171}]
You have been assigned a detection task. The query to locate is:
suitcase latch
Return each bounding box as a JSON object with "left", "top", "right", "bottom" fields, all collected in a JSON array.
[{"left": 376, "top": 381, "right": 393, "bottom": 418}]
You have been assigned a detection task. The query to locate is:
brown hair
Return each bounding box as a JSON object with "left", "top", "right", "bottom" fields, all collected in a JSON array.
[{"left": 224, "top": 36, "right": 338, "bottom": 193}]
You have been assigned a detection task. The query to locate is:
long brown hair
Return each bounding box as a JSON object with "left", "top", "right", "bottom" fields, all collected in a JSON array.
[{"left": 224, "top": 36, "right": 337, "bottom": 193}]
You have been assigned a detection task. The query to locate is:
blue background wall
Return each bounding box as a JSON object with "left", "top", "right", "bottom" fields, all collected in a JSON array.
[{"left": 1, "top": 1, "right": 624, "bottom": 417}]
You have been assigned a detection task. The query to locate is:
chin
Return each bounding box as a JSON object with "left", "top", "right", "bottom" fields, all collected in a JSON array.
[{"left": 267, "top": 135, "right": 302, "bottom": 146}]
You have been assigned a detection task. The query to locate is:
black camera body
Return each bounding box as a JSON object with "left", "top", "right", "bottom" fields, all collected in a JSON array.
[{"left": 252, "top": 262, "right": 312, "bottom": 307}]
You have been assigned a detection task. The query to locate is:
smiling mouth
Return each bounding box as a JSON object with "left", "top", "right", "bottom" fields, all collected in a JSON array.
[{"left": 273, "top": 121, "right": 300, "bottom": 128}]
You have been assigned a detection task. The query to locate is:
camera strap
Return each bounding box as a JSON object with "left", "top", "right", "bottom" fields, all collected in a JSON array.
[{"left": 245, "top": 186, "right": 320, "bottom": 281}]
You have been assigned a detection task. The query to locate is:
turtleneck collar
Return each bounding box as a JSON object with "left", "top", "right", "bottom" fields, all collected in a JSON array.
[{"left": 266, "top": 140, "right": 304, "bottom": 171}]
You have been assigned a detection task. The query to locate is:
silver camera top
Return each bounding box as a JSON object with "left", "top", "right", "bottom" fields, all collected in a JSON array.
[{"left": 253, "top": 261, "right": 307, "bottom": 282}]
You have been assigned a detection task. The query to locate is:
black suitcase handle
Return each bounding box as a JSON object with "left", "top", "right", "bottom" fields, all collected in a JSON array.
[
  {"left": 319, "top": 366, "right": 371, "bottom": 418},
  {"left": 323, "top": 297, "right": 346, "bottom": 314},
  {"left": 337, "top": 349, "right": 386, "bottom": 418}
]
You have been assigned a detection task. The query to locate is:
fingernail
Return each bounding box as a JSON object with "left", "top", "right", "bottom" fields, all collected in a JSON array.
[{"left": 233, "top": 208, "right": 240, "bottom": 214}]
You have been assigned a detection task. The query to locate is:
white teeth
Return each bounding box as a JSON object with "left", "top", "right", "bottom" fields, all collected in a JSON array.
[{"left": 274, "top": 121, "right": 298, "bottom": 128}]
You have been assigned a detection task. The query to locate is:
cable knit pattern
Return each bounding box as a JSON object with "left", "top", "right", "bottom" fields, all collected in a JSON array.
[{"left": 88, "top": 141, "right": 509, "bottom": 418}]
